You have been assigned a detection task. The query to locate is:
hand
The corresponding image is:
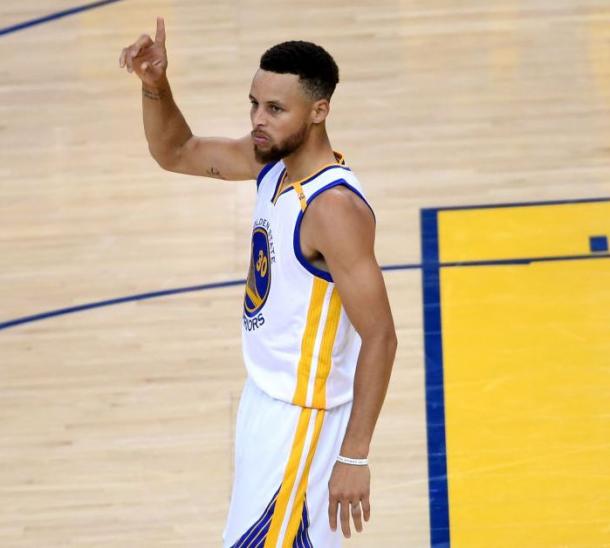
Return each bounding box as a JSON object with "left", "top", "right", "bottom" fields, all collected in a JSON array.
[
  {"left": 119, "top": 17, "right": 168, "bottom": 88},
  {"left": 328, "top": 461, "right": 371, "bottom": 538}
]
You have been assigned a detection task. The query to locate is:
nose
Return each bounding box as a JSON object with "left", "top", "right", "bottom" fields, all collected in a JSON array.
[{"left": 251, "top": 104, "right": 266, "bottom": 128}]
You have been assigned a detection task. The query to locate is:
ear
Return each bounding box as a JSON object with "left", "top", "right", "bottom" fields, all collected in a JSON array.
[{"left": 311, "top": 99, "right": 330, "bottom": 124}]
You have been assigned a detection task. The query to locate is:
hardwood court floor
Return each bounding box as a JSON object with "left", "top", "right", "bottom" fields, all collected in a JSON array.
[{"left": 1, "top": 1, "right": 609, "bottom": 546}]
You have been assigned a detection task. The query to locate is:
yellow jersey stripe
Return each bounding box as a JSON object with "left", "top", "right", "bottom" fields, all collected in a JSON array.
[
  {"left": 312, "top": 288, "right": 342, "bottom": 409},
  {"left": 292, "top": 279, "right": 328, "bottom": 406},
  {"left": 293, "top": 181, "right": 308, "bottom": 212},
  {"left": 273, "top": 153, "right": 346, "bottom": 205},
  {"left": 264, "top": 408, "right": 312, "bottom": 547},
  {"left": 282, "top": 410, "right": 326, "bottom": 546}
]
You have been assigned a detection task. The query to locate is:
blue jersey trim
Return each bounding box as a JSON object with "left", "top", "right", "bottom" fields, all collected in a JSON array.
[
  {"left": 278, "top": 164, "right": 352, "bottom": 198},
  {"left": 270, "top": 168, "right": 287, "bottom": 203},
  {"left": 293, "top": 179, "right": 375, "bottom": 283},
  {"left": 255, "top": 162, "right": 277, "bottom": 190}
]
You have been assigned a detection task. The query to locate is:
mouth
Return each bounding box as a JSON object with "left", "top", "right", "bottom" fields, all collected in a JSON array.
[{"left": 252, "top": 131, "right": 270, "bottom": 146}]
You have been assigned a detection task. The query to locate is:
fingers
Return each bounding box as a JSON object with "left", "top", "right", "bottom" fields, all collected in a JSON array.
[
  {"left": 362, "top": 495, "right": 371, "bottom": 522},
  {"left": 351, "top": 501, "right": 363, "bottom": 533},
  {"left": 155, "top": 16, "right": 166, "bottom": 46},
  {"left": 118, "top": 34, "right": 153, "bottom": 71},
  {"left": 329, "top": 497, "right": 370, "bottom": 537},
  {"left": 327, "top": 464, "right": 370, "bottom": 538},
  {"left": 119, "top": 48, "right": 127, "bottom": 68},
  {"left": 328, "top": 495, "right": 338, "bottom": 532},
  {"left": 340, "top": 500, "right": 351, "bottom": 538}
]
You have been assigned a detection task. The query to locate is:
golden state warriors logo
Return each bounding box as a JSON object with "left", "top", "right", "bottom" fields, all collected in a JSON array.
[{"left": 244, "top": 227, "right": 271, "bottom": 317}]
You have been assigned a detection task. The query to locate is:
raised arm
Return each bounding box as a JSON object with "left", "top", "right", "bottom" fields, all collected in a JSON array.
[{"left": 119, "top": 17, "right": 262, "bottom": 181}]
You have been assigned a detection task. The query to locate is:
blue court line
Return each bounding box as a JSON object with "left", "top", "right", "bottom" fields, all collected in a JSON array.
[
  {"left": 0, "top": 279, "right": 245, "bottom": 331},
  {"left": 2, "top": 253, "right": 609, "bottom": 332},
  {"left": 425, "top": 195, "right": 610, "bottom": 212},
  {"left": 421, "top": 210, "right": 451, "bottom": 548},
  {"left": 438, "top": 252, "right": 610, "bottom": 268},
  {"left": 420, "top": 195, "right": 610, "bottom": 548},
  {"left": 0, "top": 0, "right": 124, "bottom": 37},
  {"left": 0, "top": 264, "right": 415, "bottom": 331}
]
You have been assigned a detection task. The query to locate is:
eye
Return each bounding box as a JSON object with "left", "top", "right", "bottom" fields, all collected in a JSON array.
[{"left": 270, "top": 105, "right": 282, "bottom": 113}]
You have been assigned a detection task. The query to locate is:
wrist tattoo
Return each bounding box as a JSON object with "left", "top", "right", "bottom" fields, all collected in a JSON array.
[{"left": 142, "top": 86, "right": 167, "bottom": 101}]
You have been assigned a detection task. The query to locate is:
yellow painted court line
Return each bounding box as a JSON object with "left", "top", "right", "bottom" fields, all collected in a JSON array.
[{"left": 436, "top": 201, "right": 610, "bottom": 546}]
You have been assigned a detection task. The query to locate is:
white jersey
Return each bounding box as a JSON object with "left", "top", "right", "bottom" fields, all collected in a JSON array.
[{"left": 241, "top": 152, "right": 373, "bottom": 410}]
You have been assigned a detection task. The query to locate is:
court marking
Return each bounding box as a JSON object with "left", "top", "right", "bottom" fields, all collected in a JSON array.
[
  {"left": 426, "top": 195, "right": 610, "bottom": 212},
  {"left": 0, "top": 279, "right": 245, "bottom": 331},
  {"left": 0, "top": 264, "right": 420, "bottom": 331},
  {"left": 420, "top": 196, "right": 610, "bottom": 548},
  {"left": 0, "top": 0, "right": 124, "bottom": 37},
  {"left": 3, "top": 243, "right": 610, "bottom": 332},
  {"left": 4, "top": 243, "right": 610, "bottom": 333}
]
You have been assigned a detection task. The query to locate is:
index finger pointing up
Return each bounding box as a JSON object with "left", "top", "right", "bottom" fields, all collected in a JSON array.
[{"left": 155, "top": 16, "right": 166, "bottom": 46}]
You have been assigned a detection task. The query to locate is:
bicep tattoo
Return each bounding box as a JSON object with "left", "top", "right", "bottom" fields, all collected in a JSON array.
[{"left": 205, "top": 166, "right": 225, "bottom": 179}]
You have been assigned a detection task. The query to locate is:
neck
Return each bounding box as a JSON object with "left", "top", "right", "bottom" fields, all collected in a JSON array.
[{"left": 282, "top": 129, "right": 337, "bottom": 184}]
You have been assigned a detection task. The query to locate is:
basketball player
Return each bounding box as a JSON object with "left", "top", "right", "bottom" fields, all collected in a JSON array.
[{"left": 119, "top": 17, "right": 397, "bottom": 547}]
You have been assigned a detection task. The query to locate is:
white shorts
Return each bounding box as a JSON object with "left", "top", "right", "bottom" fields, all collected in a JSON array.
[{"left": 223, "top": 376, "right": 352, "bottom": 547}]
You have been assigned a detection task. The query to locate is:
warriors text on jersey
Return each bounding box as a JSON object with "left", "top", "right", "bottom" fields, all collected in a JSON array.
[{"left": 241, "top": 151, "right": 374, "bottom": 410}]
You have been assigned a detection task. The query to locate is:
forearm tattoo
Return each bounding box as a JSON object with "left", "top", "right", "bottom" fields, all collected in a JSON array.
[{"left": 142, "top": 86, "right": 168, "bottom": 100}]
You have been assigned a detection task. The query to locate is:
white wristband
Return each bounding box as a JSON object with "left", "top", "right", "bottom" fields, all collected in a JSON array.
[{"left": 337, "top": 455, "right": 368, "bottom": 466}]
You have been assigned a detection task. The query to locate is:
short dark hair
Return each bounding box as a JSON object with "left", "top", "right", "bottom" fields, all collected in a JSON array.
[{"left": 259, "top": 41, "right": 339, "bottom": 101}]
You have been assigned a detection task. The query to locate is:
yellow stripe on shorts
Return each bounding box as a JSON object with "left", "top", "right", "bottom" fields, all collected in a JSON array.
[
  {"left": 264, "top": 408, "right": 312, "bottom": 547},
  {"left": 283, "top": 409, "right": 326, "bottom": 546}
]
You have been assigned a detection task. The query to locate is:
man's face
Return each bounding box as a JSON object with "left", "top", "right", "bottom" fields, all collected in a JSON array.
[{"left": 249, "top": 69, "right": 313, "bottom": 164}]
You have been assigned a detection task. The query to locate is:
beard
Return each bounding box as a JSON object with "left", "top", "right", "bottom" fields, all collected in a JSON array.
[{"left": 253, "top": 123, "right": 309, "bottom": 164}]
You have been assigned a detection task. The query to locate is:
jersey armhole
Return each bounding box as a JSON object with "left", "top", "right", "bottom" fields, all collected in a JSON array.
[
  {"left": 292, "top": 179, "right": 376, "bottom": 282},
  {"left": 256, "top": 162, "right": 278, "bottom": 190}
]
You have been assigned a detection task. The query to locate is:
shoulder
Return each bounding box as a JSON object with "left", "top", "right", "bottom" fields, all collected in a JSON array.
[
  {"left": 307, "top": 184, "right": 374, "bottom": 228},
  {"left": 303, "top": 185, "right": 376, "bottom": 258}
]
